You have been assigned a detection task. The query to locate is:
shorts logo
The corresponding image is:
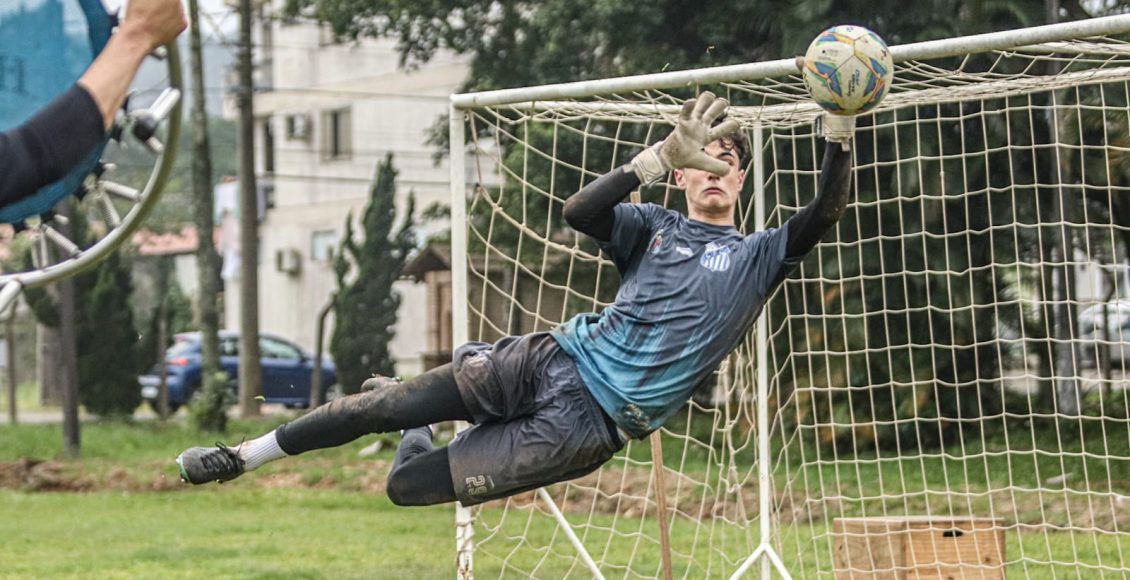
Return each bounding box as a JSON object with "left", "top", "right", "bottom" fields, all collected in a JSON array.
[
  {"left": 676, "top": 246, "right": 693, "bottom": 257},
  {"left": 700, "top": 242, "right": 732, "bottom": 272},
  {"left": 649, "top": 229, "right": 664, "bottom": 255},
  {"left": 464, "top": 474, "right": 495, "bottom": 497}
]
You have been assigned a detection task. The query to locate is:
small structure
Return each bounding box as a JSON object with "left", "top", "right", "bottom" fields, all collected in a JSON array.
[{"left": 833, "top": 516, "right": 1005, "bottom": 579}]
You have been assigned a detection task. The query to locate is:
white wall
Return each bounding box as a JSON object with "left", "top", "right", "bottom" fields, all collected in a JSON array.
[{"left": 223, "top": 1, "right": 473, "bottom": 379}]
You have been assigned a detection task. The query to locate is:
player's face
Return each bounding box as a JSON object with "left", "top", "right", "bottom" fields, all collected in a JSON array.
[{"left": 674, "top": 140, "right": 745, "bottom": 226}]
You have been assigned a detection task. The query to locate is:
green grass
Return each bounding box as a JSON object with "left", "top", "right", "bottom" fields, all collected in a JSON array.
[
  {"left": 1, "top": 488, "right": 1121, "bottom": 579},
  {"left": 0, "top": 489, "right": 458, "bottom": 579},
  {"left": 3, "top": 417, "right": 1130, "bottom": 577}
]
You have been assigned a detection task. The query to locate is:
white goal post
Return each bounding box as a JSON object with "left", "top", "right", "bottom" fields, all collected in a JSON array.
[{"left": 450, "top": 14, "right": 1130, "bottom": 578}]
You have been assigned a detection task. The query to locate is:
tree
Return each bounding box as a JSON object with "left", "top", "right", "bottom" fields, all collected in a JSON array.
[
  {"left": 286, "top": 0, "right": 1129, "bottom": 449},
  {"left": 76, "top": 250, "right": 142, "bottom": 418},
  {"left": 187, "top": 0, "right": 227, "bottom": 431},
  {"left": 330, "top": 154, "right": 416, "bottom": 393}
]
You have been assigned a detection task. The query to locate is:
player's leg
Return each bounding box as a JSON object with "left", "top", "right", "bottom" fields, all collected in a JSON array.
[
  {"left": 446, "top": 351, "right": 624, "bottom": 505},
  {"left": 176, "top": 365, "right": 472, "bottom": 484},
  {"left": 384, "top": 427, "right": 458, "bottom": 506}
]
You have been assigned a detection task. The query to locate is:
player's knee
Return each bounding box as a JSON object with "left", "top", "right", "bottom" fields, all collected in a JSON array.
[{"left": 386, "top": 468, "right": 415, "bottom": 506}]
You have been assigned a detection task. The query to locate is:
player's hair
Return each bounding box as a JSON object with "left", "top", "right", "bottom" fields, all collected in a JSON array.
[{"left": 712, "top": 115, "right": 749, "bottom": 164}]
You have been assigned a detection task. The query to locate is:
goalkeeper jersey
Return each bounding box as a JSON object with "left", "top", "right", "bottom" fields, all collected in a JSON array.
[{"left": 552, "top": 202, "right": 796, "bottom": 438}]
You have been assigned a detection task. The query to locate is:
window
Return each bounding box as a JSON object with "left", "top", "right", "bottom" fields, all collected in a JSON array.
[
  {"left": 220, "top": 337, "right": 239, "bottom": 357},
  {"left": 262, "top": 118, "right": 275, "bottom": 174},
  {"left": 322, "top": 108, "right": 351, "bottom": 160},
  {"left": 260, "top": 337, "right": 303, "bottom": 360},
  {"left": 311, "top": 229, "right": 337, "bottom": 263},
  {"left": 286, "top": 114, "right": 310, "bottom": 140}
]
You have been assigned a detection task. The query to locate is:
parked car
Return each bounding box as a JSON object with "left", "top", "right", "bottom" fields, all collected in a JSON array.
[{"left": 139, "top": 331, "right": 336, "bottom": 413}]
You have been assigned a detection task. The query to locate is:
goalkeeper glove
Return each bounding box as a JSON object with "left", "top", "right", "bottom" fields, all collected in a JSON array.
[{"left": 631, "top": 91, "right": 742, "bottom": 184}]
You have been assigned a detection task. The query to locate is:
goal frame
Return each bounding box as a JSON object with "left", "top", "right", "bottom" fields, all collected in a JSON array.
[{"left": 447, "top": 14, "right": 1130, "bottom": 579}]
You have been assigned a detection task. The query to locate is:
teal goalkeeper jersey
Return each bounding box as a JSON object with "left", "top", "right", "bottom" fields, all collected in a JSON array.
[{"left": 551, "top": 203, "right": 796, "bottom": 438}]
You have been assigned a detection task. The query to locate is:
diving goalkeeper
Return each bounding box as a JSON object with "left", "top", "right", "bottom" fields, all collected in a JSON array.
[{"left": 176, "top": 92, "right": 852, "bottom": 507}]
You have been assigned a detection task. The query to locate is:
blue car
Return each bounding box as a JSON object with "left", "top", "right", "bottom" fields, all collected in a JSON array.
[{"left": 138, "top": 331, "right": 336, "bottom": 412}]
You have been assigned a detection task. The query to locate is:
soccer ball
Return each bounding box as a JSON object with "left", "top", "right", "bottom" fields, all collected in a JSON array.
[{"left": 802, "top": 25, "right": 893, "bottom": 115}]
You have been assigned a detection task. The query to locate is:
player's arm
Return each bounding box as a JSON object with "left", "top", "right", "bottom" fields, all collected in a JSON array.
[
  {"left": 783, "top": 140, "right": 852, "bottom": 260},
  {"left": 563, "top": 92, "right": 740, "bottom": 242},
  {"left": 562, "top": 166, "right": 640, "bottom": 242}
]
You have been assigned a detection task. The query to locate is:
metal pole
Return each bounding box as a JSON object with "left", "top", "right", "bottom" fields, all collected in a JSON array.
[
  {"left": 536, "top": 488, "right": 607, "bottom": 580},
  {"left": 450, "top": 103, "right": 474, "bottom": 580},
  {"left": 450, "top": 15, "right": 1130, "bottom": 109},
  {"left": 237, "top": 0, "right": 261, "bottom": 416},
  {"left": 310, "top": 291, "right": 335, "bottom": 408},
  {"left": 753, "top": 123, "right": 773, "bottom": 580}
]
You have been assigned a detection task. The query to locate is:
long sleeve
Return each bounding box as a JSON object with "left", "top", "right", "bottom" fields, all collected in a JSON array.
[
  {"left": 0, "top": 85, "right": 106, "bottom": 209},
  {"left": 784, "top": 142, "right": 852, "bottom": 260},
  {"left": 562, "top": 165, "right": 642, "bottom": 242}
]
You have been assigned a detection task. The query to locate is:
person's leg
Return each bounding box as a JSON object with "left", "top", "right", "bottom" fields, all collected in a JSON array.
[
  {"left": 176, "top": 364, "right": 472, "bottom": 485},
  {"left": 385, "top": 427, "right": 457, "bottom": 506},
  {"left": 275, "top": 366, "right": 470, "bottom": 454}
]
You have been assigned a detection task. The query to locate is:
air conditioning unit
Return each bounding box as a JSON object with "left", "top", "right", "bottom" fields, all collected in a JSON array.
[
  {"left": 275, "top": 248, "right": 302, "bottom": 275},
  {"left": 285, "top": 114, "right": 311, "bottom": 140}
]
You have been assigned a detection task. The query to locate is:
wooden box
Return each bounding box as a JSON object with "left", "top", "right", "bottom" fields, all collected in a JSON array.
[{"left": 832, "top": 516, "right": 1005, "bottom": 579}]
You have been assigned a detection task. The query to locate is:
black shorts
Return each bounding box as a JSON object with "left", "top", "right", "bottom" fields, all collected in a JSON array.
[{"left": 447, "top": 333, "right": 625, "bottom": 506}]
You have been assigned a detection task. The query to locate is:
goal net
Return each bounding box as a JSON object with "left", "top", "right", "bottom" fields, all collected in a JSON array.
[{"left": 449, "top": 15, "right": 1130, "bottom": 578}]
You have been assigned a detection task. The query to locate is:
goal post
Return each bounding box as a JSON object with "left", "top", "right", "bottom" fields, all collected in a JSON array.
[{"left": 450, "top": 14, "right": 1130, "bottom": 578}]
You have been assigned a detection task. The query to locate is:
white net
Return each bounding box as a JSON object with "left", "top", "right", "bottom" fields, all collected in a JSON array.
[{"left": 454, "top": 19, "right": 1130, "bottom": 578}]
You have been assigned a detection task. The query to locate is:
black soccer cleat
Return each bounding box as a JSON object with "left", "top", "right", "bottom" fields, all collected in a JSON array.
[{"left": 176, "top": 443, "right": 245, "bottom": 485}]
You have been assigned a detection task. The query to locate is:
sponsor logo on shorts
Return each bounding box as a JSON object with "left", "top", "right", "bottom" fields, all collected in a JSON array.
[
  {"left": 700, "top": 242, "right": 732, "bottom": 272},
  {"left": 464, "top": 474, "right": 495, "bottom": 497},
  {"left": 676, "top": 246, "right": 693, "bottom": 257}
]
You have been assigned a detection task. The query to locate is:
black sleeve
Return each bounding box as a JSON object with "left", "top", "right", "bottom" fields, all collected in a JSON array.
[
  {"left": 0, "top": 84, "right": 106, "bottom": 208},
  {"left": 562, "top": 165, "right": 641, "bottom": 242},
  {"left": 784, "top": 142, "right": 852, "bottom": 260}
]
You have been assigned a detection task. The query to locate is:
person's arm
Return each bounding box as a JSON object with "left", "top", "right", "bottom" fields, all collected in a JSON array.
[
  {"left": 0, "top": 0, "right": 186, "bottom": 207},
  {"left": 784, "top": 141, "right": 852, "bottom": 260},
  {"left": 562, "top": 166, "right": 640, "bottom": 242},
  {"left": 78, "top": 0, "right": 187, "bottom": 129},
  {"left": 0, "top": 86, "right": 106, "bottom": 207},
  {"left": 563, "top": 91, "right": 739, "bottom": 241}
]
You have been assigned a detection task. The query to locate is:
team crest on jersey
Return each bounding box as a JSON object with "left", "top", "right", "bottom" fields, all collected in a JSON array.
[
  {"left": 700, "top": 242, "right": 732, "bottom": 272},
  {"left": 649, "top": 229, "right": 665, "bottom": 254}
]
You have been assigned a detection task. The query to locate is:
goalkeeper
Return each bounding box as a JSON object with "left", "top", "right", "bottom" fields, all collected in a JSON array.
[{"left": 176, "top": 92, "right": 852, "bottom": 506}]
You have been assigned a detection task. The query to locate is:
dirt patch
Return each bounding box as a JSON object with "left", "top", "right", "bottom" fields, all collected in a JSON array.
[{"left": 0, "top": 459, "right": 94, "bottom": 492}]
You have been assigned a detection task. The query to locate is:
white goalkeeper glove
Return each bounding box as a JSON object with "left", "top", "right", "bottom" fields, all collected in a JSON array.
[
  {"left": 630, "top": 91, "right": 742, "bottom": 184},
  {"left": 821, "top": 113, "right": 856, "bottom": 151}
]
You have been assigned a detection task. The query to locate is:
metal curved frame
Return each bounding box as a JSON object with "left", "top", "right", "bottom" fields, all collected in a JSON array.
[{"left": 0, "top": 41, "right": 183, "bottom": 313}]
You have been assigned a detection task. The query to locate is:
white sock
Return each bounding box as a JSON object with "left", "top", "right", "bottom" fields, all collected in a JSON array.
[{"left": 235, "top": 430, "right": 287, "bottom": 471}]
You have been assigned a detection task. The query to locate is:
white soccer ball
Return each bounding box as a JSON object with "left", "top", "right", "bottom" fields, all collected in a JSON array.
[{"left": 802, "top": 25, "right": 893, "bottom": 116}]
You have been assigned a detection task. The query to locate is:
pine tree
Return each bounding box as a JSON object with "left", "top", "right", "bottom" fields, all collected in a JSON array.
[
  {"left": 76, "top": 249, "right": 142, "bottom": 418},
  {"left": 330, "top": 153, "right": 416, "bottom": 394}
]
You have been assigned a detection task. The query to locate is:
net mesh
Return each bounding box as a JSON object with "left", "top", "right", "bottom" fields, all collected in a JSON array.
[{"left": 456, "top": 32, "right": 1130, "bottom": 578}]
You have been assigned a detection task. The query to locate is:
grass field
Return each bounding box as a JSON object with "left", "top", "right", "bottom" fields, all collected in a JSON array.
[{"left": 3, "top": 415, "right": 1129, "bottom": 577}]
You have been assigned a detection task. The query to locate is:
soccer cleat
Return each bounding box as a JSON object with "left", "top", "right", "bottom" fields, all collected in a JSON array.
[{"left": 176, "top": 443, "right": 245, "bottom": 485}]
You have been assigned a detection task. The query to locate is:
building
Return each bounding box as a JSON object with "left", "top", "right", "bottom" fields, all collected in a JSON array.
[{"left": 224, "top": 1, "right": 479, "bottom": 377}]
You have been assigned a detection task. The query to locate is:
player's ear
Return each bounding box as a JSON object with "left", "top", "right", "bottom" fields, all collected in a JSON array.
[
  {"left": 674, "top": 169, "right": 687, "bottom": 189},
  {"left": 736, "top": 168, "right": 746, "bottom": 186}
]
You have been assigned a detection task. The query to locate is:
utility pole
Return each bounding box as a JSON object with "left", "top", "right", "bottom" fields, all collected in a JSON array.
[
  {"left": 58, "top": 203, "right": 80, "bottom": 457},
  {"left": 188, "top": 0, "right": 222, "bottom": 402},
  {"left": 237, "top": 0, "right": 262, "bottom": 416}
]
